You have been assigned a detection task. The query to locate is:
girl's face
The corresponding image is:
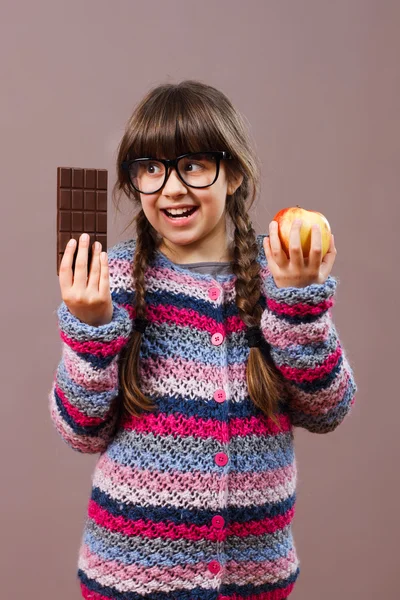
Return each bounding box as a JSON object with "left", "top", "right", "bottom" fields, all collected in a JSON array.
[{"left": 139, "top": 159, "right": 242, "bottom": 263}]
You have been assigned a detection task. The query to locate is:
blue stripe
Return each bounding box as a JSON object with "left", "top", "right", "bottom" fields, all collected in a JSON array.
[
  {"left": 272, "top": 329, "right": 338, "bottom": 366},
  {"left": 142, "top": 328, "right": 251, "bottom": 366},
  {"left": 152, "top": 393, "right": 286, "bottom": 420},
  {"left": 106, "top": 440, "right": 294, "bottom": 474},
  {"left": 112, "top": 287, "right": 265, "bottom": 321},
  {"left": 91, "top": 486, "right": 295, "bottom": 526}
]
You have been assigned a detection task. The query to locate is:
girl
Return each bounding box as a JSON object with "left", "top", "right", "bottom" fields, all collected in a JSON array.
[{"left": 49, "top": 80, "right": 357, "bottom": 600}]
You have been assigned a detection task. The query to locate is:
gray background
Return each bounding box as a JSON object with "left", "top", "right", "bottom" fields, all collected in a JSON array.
[{"left": 1, "top": 0, "right": 398, "bottom": 598}]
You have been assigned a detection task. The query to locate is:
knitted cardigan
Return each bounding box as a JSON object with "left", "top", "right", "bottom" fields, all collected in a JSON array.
[{"left": 48, "top": 234, "right": 357, "bottom": 600}]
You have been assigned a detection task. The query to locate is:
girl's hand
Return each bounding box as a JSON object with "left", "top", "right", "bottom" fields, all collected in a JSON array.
[
  {"left": 59, "top": 233, "right": 113, "bottom": 326},
  {"left": 263, "top": 219, "right": 337, "bottom": 289}
]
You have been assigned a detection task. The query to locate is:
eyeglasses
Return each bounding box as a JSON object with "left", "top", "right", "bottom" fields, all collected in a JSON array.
[{"left": 121, "top": 151, "right": 232, "bottom": 195}]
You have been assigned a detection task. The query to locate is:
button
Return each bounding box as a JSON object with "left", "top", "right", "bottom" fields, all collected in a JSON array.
[
  {"left": 208, "top": 286, "right": 221, "bottom": 301},
  {"left": 211, "top": 332, "right": 224, "bottom": 346},
  {"left": 215, "top": 452, "right": 228, "bottom": 466},
  {"left": 208, "top": 560, "right": 221, "bottom": 574},
  {"left": 220, "top": 596, "right": 230, "bottom": 600},
  {"left": 214, "top": 389, "right": 226, "bottom": 403},
  {"left": 212, "top": 515, "right": 225, "bottom": 528}
]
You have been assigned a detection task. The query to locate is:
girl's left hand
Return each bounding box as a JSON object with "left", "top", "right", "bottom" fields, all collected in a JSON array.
[{"left": 263, "top": 219, "right": 337, "bottom": 289}]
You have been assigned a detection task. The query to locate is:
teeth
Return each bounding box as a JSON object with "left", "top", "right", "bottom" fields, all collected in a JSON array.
[{"left": 166, "top": 207, "right": 194, "bottom": 215}]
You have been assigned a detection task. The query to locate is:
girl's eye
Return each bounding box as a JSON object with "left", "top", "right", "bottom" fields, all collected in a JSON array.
[
  {"left": 183, "top": 161, "right": 203, "bottom": 172},
  {"left": 147, "top": 162, "right": 163, "bottom": 174}
]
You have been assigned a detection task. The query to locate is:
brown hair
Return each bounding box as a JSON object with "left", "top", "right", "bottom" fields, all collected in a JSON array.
[{"left": 112, "top": 79, "right": 286, "bottom": 427}]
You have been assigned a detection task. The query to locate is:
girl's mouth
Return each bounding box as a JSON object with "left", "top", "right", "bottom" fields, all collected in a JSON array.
[{"left": 161, "top": 206, "right": 199, "bottom": 225}]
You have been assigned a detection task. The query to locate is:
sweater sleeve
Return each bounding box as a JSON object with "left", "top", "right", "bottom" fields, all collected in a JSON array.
[
  {"left": 257, "top": 234, "right": 358, "bottom": 433},
  {"left": 48, "top": 243, "right": 133, "bottom": 454}
]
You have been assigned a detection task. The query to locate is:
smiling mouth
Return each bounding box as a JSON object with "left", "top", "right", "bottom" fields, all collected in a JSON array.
[{"left": 162, "top": 207, "right": 199, "bottom": 218}]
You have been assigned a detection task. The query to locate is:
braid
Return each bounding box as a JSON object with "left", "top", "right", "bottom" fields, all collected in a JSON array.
[
  {"left": 226, "top": 190, "right": 286, "bottom": 426},
  {"left": 227, "top": 188, "right": 263, "bottom": 326},
  {"left": 118, "top": 209, "right": 159, "bottom": 418}
]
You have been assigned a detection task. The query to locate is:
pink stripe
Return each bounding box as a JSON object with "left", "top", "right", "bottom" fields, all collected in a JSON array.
[
  {"left": 88, "top": 499, "right": 294, "bottom": 539},
  {"left": 278, "top": 344, "right": 342, "bottom": 383},
  {"left": 147, "top": 303, "right": 245, "bottom": 335},
  {"left": 54, "top": 381, "right": 108, "bottom": 427},
  {"left": 63, "top": 348, "right": 117, "bottom": 392},
  {"left": 113, "top": 301, "right": 246, "bottom": 337},
  {"left": 79, "top": 544, "right": 297, "bottom": 598},
  {"left": 229, "top": 464, "right": 296, "bottom": 492},
  {"left": 141, "top": 354, "right": 246, "bottom": 383},
  {"left": 120, "top": 410, "right": 291, "bottom": 441},
  {"left": 80, "top": 583, "right": 111, "bottom": 600},
  {"left": 79, "top": 544, "right": 296, "bottom": 596},
  {"left": 224, "top": 550, "right": 298, "bottom": 582},
  {"left": 261, "top": 311, "right": 331, "bottom": 348},
  {"left": 288, "top": 368, "right": 351, "bottom": 416},
  {"left": 96, "top": 455, "right": 296, "bottom": 500},
  {"left": 59, "top": 330, "right": 129, "bottom": 357},
  {"left": 267, "top": 295, "right": 334, "bottom": 318}
]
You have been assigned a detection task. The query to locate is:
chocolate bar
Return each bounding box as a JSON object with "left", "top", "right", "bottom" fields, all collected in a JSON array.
[{"left": 57, "top": 167, "right": 107, "bottom": 275}]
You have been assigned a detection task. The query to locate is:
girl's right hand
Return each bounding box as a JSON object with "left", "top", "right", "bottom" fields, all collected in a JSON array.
[{"left": 59, "top": 233, "right": 113, "bottom": 327}]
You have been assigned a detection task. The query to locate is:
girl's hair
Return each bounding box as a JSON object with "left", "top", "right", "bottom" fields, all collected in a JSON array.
[{"left": 112, "top": 79, "right": 286, "bottom": 427}]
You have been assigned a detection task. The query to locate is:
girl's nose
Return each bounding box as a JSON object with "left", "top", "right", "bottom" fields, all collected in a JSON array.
[{"left": 162, "top": 167, "right": 188, "bottom": 195}]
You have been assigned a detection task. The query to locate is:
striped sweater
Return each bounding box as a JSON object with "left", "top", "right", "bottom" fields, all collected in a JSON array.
[{"left": 48, "top": 233, "right": 357, "bottom": 600}]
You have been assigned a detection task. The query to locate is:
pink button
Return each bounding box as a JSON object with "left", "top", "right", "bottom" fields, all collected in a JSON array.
[
  {"left": 213, "top": 389, "right": 226, "bottom": 403},
  {"left": 220, "top": 596, "right": 230, "bottom": 600},
  {"left": 211, "top": 332, "right": 224, "bottom": 346},
  {"left": 215, "top": 452, "right": 228, "bottom": 466},
  {"left": 212, "top": 515, "right": 225, "bottom": 529},
  {"left": 208, "top": 286, "right": 221, "bottom": 301},
  {"left": 208, "top": 560, "right": 221, "bottom": 574}
]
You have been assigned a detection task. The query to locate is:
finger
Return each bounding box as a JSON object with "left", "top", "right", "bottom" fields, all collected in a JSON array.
[
  {"left": 268, "top": 221, "right": 287, "bottom": 268},
  {"left": 87, "top": 241, "right": 101, "bottom": 290},
  {"left": 263, "top": 234, "right": 274, "bottom": 265},
  {"left": 288, "top": 219, "right": 304, "bottom": 268},
  {"left": 321, "top": 232, "right": 335, "bottom": 262},
  {"left": 308, "top": 223, "right": 323, "bottom": 271},
  {"left": 98, "top": 251, "right": 111, "bottom": 299},
  {"left": 321, "top": 233, "right": 336, "bottom": 275},
  {"left": 59, "top": 238, "right": 76, "bottom": 291},
  {"left": 73, "top": 233, "right": 90, "bottom": 288}
]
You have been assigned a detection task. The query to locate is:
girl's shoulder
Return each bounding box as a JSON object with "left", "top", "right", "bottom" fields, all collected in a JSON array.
[{"left": 107, "top": 238, "right": 137, "bottom": 262}]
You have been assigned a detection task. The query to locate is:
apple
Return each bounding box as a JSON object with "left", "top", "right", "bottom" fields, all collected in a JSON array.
[{"left": 272, "top": 205, "right": 332, "bottom": 259}]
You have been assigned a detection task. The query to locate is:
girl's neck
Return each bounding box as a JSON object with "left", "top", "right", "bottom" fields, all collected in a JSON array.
[{"left": 159, "top": 237, "right": 234, "bottom": 264}]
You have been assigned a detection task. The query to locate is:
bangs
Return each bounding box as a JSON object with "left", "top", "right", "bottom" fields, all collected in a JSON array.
[{"left": 128, "top": 89, "right": 227, "bottom": 160}]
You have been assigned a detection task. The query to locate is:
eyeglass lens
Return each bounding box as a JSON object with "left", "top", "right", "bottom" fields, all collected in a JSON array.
[{"left": 128, "top": 153, "right": 218, "bottom": 193}]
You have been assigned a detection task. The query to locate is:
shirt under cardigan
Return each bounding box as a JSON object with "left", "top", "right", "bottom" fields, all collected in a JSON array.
[{"left": 49, "top": 234, "right": 357, "bottom": 600}]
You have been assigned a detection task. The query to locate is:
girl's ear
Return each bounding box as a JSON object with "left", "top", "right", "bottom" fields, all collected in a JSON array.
[{"left": 227, "top": 173, "right": 244, "bottom": 195}]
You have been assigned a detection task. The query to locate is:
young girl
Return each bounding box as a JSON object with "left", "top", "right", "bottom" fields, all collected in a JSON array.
[{"left": 49, "top": 80, "right": 357, "bottom": 600}]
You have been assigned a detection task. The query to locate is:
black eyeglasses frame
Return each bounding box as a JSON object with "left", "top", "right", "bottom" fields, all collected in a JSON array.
[{"left": 121, "top": 151, "right": 233, "bottom": 195}]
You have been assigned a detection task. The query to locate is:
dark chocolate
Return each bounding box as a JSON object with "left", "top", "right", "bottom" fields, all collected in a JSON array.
[{"left": 57, "top": 167, "right": 107, "bottom": 275}]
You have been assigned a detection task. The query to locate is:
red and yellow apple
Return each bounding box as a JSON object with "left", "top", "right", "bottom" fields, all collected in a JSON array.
[{"left": 272, "top": 205, "right": 332, "bottom": 259}]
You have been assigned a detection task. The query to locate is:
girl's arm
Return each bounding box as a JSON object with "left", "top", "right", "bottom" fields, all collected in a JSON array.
[
  {"left": 258, "top": 234, "right": 358, "bottom": 433},
  {"left": 48, "top": 244, "right": 133, "bottom": 453}
]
